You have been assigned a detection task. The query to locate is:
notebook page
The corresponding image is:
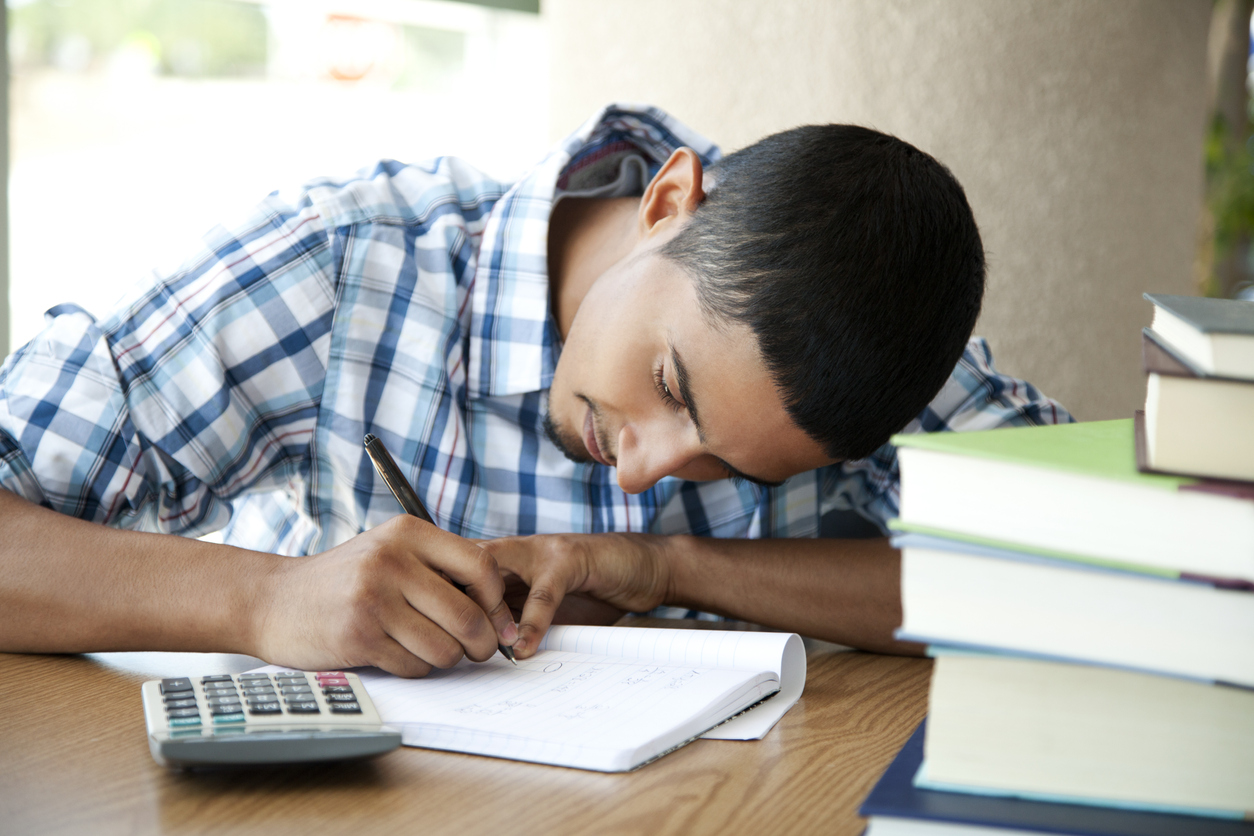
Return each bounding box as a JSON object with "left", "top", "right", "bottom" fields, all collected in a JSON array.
[
  {"left": 537, "top": 625, "right": 806, "bottom": 739},
  {"left": 347, "top": 654, "right": 776, "bottom": 771}
]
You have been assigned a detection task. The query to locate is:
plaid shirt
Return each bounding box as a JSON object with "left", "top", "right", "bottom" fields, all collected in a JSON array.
[{"left": 0, "top": 104, "right": 1071, "bottom": 557}]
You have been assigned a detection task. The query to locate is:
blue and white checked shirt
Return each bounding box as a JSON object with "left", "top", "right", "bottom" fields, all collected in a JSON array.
[{"left": 0, "top": 104, "right": 1071, "bottom": 557}]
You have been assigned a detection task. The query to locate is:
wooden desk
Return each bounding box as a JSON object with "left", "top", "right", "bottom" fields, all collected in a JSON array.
[{"left": 0, "top": 622, "right": 930, "bottom": 836}]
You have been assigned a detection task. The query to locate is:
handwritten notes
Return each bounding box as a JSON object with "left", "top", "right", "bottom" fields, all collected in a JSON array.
[{"left": 344, "top": 626, "right": 805, "bottom": 771}]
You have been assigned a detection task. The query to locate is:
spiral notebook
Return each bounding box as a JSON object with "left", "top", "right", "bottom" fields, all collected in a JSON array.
[{"left": 298, "top": 625, "right": 805, "bottom": 772}]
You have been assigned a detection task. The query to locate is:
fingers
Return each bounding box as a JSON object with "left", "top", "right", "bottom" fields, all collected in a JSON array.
[
  {"left": 410, "top": 523, "right": 518, "bottom": 653},
  {"left": 515, "top": 574, "right": 567, "bottom": 658},
  {"left": 368, "top": 632, "right": 437, "bottom": 678},
  {"left": 365, "top": 516, "right": 514, "bottom": 660},
  {"left": 482, "top": 536, "right": 584, "bottom": 659},
  {"left": 391, "top": 562, "right": 498, "bottom": 663}
]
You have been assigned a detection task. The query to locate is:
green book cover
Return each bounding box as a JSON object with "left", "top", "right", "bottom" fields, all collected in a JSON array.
[{"left": 890, "top": 418, "right": 1194, "bottom": 492}]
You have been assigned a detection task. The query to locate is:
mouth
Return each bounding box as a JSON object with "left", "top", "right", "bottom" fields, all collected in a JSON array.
[{"left": 583, "top": 405, "right": 612, "bottom": 466}]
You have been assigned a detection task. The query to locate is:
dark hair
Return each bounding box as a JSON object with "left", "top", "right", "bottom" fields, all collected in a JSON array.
[{"left": 661, "top": 125, "right": 985, "bottom": 461}]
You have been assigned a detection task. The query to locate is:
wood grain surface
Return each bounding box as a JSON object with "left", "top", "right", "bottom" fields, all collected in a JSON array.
[{"left": 0, "top": 620, "right": 931, "bottom": 836}]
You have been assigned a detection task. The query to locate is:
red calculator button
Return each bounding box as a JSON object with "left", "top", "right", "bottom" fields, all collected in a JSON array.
[{"left": 318, "top": 677, "right": 350, "bottom": 687}]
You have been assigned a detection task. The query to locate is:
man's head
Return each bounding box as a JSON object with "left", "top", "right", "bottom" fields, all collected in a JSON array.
[{"left": 544, "top": 125, "right": 985, "bottom": 494}]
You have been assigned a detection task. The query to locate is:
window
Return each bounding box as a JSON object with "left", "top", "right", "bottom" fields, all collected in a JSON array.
[{"left": 7, "top": 0, "right": 548, "bottom": 349}]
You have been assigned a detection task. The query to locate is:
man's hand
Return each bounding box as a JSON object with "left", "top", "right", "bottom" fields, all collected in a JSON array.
[
  {"left": 485, "top": 531, "right": 924, "bottom": 657},
  {"left": 483, "top": 533, "right": 673, "bottom": 658},
  {"left": 256, "top": 515, "right": 518, "bottom": 677}
]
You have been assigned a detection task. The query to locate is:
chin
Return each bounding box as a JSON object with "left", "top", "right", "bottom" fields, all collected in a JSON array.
[{"left": 542, "top": 409, "right": 593, "bottom": 465}]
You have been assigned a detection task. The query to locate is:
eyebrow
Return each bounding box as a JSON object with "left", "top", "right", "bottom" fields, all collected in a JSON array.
[{"left": 669, "top": 341, "right": 786, "bottom": 490}]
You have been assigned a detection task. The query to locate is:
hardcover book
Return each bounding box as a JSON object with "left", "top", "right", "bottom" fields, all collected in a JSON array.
[
  {"left": 889, "top": 419, "right": 1254, "bottom": 583},
  {"left": 1139, "top": 329, "right": 1254, "bottom": 482},
  {"left": 920, "top": 656, "right": 1254, "bottom": 818},
  {"left": 860, "top": 721, "right": 1254, "bottom": 836},
  {"left": 1144, "top": 293, "right": 1254, "bottom": 380}
]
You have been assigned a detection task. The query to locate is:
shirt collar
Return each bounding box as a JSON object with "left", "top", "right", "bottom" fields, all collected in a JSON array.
[{"left": 465, "top": 103, "right": 721, "bottom": 400}]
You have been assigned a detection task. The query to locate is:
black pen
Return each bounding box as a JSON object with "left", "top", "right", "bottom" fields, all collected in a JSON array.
[{"left": 363, "top": 432, "right": 518, "bottom": 665}]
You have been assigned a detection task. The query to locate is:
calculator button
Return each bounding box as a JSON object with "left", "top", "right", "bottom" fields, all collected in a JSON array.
[
  {"left": 248, "top": 703, "right": 281, "bottom": 715},
  {"left": 200, "top": 675, "right": 233, "bottom": 684},
  {"left": 203, "top": 689, "right": 239, "bottom": 700},
  {"left": 317, "top": 677, "right": 350, "bottom": 687},
  {"left": 321, "top": 685, "right": 353, "bottom": 694},
  {"left": 239, "top": 673, "right": 270, "bottom": 681},
  {"left": 169, "top": 716, "right": 202, "bottom": 727},
  {"left": 166, "top": 707, "right": 201, "bottom": 719},
  {"left": 242, "top": 688, "right": 276, "bottom": 699},
  {"left": 206, "top": 693, "right": 241, "bottom": 704},
  {"left": 212, "top": 713, "right": 246, "bottom": 724},
  {"left": 315, "top": 671, "right": 346, "bottom": 679},
  {"left": 285, "top": 701, "right": 320, "bottom": 714},
  {"left": 159, "top": 677, "right": 193, "bottom": 695},
  {"left": 279, "top": 685, "right": 313, "bottom": 696},
  {"left": 329, "top": 702, "right": 362, "bottom": 714},
  {"left": 163, "top": 697, "right": 198, "bottom": 709},
  {"left": 209, "top": 702, "right": 245, "bottom": 715},
  {"left": 324, "top": 692, "right": 357, "bottom": 703}
]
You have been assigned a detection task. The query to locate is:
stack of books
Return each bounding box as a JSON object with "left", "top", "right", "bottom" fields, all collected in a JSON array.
[
  {"left": 858, "top": 295, "right": 1254, "bottom": 836},
  {"left": 1138, "top": 293, "right": 1254, "bottom": 483}
]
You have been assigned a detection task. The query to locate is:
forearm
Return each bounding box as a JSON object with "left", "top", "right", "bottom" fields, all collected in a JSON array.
[
  {"left": 663, "top": 534, "right": 924, "bottom": 655},
  {"left": 0, "top": 487, "right": 276, "bottom": 654}
]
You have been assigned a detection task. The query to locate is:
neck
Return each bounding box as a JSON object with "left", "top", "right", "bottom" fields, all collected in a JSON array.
[{"left": 547, "top": 196, "right": 639, "bottom": 341}]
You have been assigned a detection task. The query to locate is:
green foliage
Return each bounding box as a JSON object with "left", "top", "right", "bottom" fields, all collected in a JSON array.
[
  {"left": 9, "top": 0, "right": 268, "bottom": 77},
  {"left": 1202, "top": 112, "right": 1254, "bottom": 296}
]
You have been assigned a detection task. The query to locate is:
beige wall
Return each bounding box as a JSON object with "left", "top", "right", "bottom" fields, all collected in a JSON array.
[{"left": 546, "top": 0, "right": 1210, "bottom": 421}]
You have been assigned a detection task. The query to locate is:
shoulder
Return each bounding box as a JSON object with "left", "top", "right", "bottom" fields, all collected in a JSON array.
[
  {"left": 811, "top": 338, "right": 1072, "bottom": 529},
  {"left": 901, "top": 337, "right": 1074, "bottom": 434},
  {"left": 297, "top": 158, "right": 509, "bottom": 233}
]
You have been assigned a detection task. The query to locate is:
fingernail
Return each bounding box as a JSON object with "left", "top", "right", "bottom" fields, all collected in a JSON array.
[{"left": 502, "top": 621, "right": 519, "bottom": 643}]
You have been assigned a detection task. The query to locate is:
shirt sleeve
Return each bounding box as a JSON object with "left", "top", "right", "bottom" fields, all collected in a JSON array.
[
  {"left": 0, "top": 192, "right": 338, "bottom": 535},
  {"left": 821, "top": 336, "right": 1075, "bottom": 533}
]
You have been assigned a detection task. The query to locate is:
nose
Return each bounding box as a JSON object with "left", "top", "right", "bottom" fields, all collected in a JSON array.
[{"left": 614, "top": 421, "right": 702, "bottom": 494}]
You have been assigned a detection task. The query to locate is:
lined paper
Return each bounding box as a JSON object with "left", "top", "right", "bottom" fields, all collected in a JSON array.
[
  {"left": 252, "top": 626, "right": 804, "bottom": 770},
  {"left": 536, "top": 625, "right": 807, "bottom": 739}
]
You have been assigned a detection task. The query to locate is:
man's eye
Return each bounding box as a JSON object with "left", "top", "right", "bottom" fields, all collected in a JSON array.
[{"left": 654, "top": 366, "right": 684, "bottom": 412}]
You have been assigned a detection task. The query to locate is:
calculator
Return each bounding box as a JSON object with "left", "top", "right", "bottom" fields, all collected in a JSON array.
[{"left": 141, "top": 670, "right": 402, "bottom": 768}]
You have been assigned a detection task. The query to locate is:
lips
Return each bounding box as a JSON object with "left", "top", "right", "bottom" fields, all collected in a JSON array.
[{"left": 583, "top": 407, "right": 611, "bottom": 466}]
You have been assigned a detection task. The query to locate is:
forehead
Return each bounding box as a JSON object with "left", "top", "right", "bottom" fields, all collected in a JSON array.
[{"left": 658, "top": 265, "right": 833, "bottom": 480}]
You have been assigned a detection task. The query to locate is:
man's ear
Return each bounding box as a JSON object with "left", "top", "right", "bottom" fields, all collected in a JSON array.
[{"left": 638, "top": 147, "right": 705, "bottom": 239}]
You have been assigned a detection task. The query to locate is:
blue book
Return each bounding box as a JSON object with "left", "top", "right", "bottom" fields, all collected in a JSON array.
[{"left": 859, "top": 722, "right": 1254, "bottom": 836}]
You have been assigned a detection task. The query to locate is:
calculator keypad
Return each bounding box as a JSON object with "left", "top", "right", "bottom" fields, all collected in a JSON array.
[{"left": 153, "top": 671, "right": 375, "bottom": 731}]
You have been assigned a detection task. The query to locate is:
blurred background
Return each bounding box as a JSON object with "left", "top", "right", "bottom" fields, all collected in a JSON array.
[{"left": 0, "top": 0, "right": 1245, "bottom": 421}]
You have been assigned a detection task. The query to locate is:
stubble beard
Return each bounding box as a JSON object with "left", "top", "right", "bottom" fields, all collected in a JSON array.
[{"left": 542, "top": 409, "right": 594, "bottom": 465}]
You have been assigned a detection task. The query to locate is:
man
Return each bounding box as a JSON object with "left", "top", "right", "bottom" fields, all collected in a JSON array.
[{"left": 0, "top": 105, "right": 1068, "bottom": 676}]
